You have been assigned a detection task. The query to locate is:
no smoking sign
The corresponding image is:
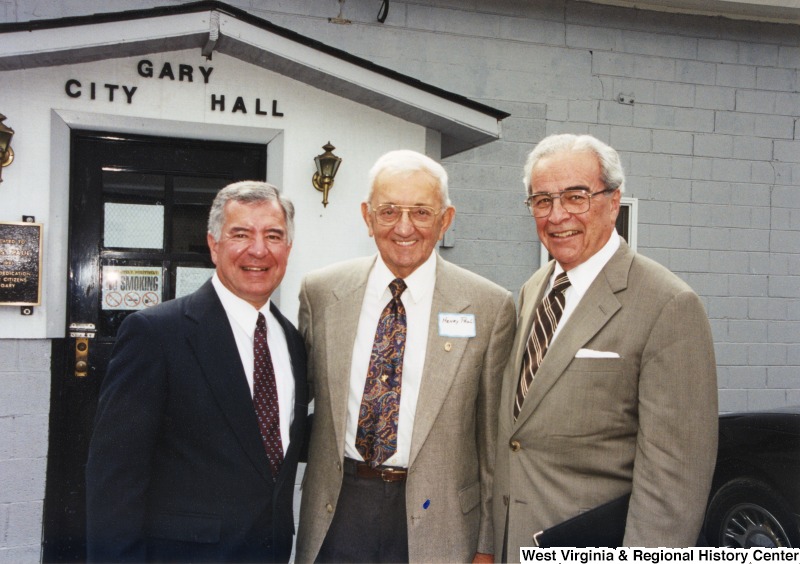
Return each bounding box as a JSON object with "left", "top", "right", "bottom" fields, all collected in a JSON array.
[{"left": 102, "top": 266, "right": 162, "bottom": 311}]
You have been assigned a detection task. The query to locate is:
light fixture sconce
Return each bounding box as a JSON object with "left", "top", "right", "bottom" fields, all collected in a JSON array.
[
  {"left": 312, "top": 142, "right": 342, "bottom": 207},
  {"left": 0, "top": 114, "right": 14, "bottom": 183}
]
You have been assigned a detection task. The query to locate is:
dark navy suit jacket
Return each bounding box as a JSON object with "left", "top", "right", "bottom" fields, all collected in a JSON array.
[{"left": 86, "top": 280, "right": 308, "bottom": 562}]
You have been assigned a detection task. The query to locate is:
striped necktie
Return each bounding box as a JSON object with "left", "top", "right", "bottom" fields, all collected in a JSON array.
[{"left": 514, "top": 272, "right": 571, "bottom": 420}]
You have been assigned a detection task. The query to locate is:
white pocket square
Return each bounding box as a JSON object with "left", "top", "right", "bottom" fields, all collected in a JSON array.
[{"left": 575, "top": 348, "right": 620, "bottom": 358}]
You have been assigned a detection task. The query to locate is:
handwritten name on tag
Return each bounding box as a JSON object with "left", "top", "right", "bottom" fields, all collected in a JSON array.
[{"left": 438, "top": 313, "right": 476, "bottom": 338}]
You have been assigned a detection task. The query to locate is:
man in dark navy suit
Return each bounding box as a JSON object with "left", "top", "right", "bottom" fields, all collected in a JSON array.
[{"left": 86, "top": 181, "right": 308, "bottom": 563}]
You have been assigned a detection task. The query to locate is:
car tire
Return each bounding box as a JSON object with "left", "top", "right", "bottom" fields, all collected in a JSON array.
[{"left": 704, "top": 477, "right": 800, "bottom": 548}]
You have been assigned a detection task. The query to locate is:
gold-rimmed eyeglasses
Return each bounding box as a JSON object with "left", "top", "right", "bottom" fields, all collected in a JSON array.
[
  {"left": 370, "top": 204, "right": 442, "bottom": 227},
  {"left": 524, "top": 188, "right": 617, "bottom": 218}
]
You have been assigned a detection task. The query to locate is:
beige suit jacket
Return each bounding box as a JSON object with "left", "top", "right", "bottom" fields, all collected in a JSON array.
[
  {"left": 296, "top": 254, "right": 516, "bottom": 563},
  {"left": 494, "top": 241, "right": 718, "bottom": 560}
]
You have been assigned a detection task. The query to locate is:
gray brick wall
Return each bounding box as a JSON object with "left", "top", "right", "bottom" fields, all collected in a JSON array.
[
  {"left": 253, "top": 0, "right": 799, "bottom": 414},
  {"left": 0, "top": 340, "right": 49, "bottom": 562}
]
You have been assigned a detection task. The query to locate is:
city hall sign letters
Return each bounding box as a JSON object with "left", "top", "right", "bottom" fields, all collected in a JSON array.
[{"left": 64, "top": 59, "right": 285, "bottom": 117}]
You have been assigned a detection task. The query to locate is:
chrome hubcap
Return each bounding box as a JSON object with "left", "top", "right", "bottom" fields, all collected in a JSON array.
[{"left": 722, "top": 503, "right": 791, "bottom": 548}]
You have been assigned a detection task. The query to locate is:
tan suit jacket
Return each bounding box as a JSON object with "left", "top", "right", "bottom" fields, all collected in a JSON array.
[
  {"left": 296, "top": 254, "right": 516, "bottom": 563},
  {"left": 494, "top": 241, "right": 718, "bottom": 560}
]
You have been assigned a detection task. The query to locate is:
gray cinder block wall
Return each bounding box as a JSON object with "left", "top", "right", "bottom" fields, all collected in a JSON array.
[
  {"left": 1, "top": 0, "right": 798, "bottom": 559},
  {"left": 249, "top": 0, "right": 799, "bottom": 413},
  {"left": 0, "top": 340, "right": 50, "bottom": 561}
]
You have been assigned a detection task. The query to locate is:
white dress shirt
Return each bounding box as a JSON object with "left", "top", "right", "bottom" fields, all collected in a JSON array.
[
  {"left": 550, "top": 230, "right": 621, "bottom": 345},
  {"left": 344, "top": 252, "right": 437, "bottom": 467},
  {"left": 211, "top": 273, "right": 295, "bottom": 453}
]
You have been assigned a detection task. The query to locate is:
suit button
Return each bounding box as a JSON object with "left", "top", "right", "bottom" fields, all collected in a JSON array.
[
  {"left": 510, "top": 440, "right": 521, "bottom": 452},
  {"left": 326, "top": 503, "right": 334, "bottom": 513},
  {"left": 336, "top": 461, "right": 341, "bottom": 471}
]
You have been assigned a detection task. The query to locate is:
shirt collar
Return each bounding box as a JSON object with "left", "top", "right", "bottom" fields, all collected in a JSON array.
[
  {"left": 211, "top": 272, "right": 271, "bottom": 336},
  {"left": 553, "top": 230, "right": 620, "bottom": 295},
  {"left": 368, "top": 251, "right": 437, "bottom": 304}
]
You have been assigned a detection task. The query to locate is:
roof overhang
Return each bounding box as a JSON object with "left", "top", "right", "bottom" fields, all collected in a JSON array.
[{"left": 0, "top": 1, "right": 509, "bottom": 157}]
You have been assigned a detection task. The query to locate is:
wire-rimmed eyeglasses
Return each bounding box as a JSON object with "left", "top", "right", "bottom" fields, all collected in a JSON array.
[
  {"left": 524, "top": 188, "right": 617, "bottom": 218},
  {"left": 370, "top": 204, "right": 443, "bottom": 227}
]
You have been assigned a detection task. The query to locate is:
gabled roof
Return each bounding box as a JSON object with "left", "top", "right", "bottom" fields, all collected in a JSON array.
[{"left": 0, "top": 1, "right": 509, "bottom": 157}]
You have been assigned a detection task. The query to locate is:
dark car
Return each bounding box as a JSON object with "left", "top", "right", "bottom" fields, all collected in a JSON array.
[{"left": 704, "top": 408, "right": 800, "bottom": 548}]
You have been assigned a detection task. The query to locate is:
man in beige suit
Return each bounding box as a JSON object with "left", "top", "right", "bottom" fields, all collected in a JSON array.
[
  {"left": 296, "top": 150, "right": 515, "bottom": 563},
  {"left": 494, "top": 134, "right": 718, "bottom": 559}
]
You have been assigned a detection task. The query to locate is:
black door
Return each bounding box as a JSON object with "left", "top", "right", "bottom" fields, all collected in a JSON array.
[{"left": 43, "top": 131, "right": 267, "bottom": 562}]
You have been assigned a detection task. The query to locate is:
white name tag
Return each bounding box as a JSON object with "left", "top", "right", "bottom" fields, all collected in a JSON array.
[{"left": 438, "top": 313, "right": 476, "bottom": 338}]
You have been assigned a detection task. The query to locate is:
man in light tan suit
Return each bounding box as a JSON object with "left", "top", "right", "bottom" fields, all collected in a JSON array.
[
  {"left": 494, "top": 134, "right": 718, "bottom": 560},
  {"left": 296, "top": 150, "right": 515, "bottom": 563}
]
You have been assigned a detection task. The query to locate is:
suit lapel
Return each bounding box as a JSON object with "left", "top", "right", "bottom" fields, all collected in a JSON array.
[
  {"left": 408, "top": 257, "right": 471, "bottom": 467},
  {"left": 324, "top": 258, "right": 373, "bottom": 458},
  {"left": 514, "top": 244, "right": 633, "bottom": 426},
  {"left": 184, "top": 281, "right": 273, "bottom": 483}
]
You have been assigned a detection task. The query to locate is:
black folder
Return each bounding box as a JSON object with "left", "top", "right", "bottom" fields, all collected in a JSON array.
[{"left": 533, "top": 493, "right": 631, "bottom": 548}]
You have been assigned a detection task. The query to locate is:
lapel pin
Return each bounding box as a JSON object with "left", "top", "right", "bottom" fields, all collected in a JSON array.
[{"left": 444, "top": 342, "right": 452, "bottom": 352}]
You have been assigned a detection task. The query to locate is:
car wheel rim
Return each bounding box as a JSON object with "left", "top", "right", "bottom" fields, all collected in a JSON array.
[{"left": 722, "top": 502, "right": 792, "bottom": 548}]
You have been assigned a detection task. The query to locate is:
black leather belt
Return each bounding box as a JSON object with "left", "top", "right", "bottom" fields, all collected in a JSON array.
[{"left": 344, "top": 457, "right": 407, "bottom": 483}]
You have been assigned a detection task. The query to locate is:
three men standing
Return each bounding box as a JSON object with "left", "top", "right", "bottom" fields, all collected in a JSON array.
[
  {"left": 87, "top": 138, "right": 719, "bottom": 563},
  {"left": 295, "top": 150, "right": 516, "bottom": 562}
]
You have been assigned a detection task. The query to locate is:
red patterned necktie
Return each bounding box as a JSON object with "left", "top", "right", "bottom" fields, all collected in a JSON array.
[
  {"left": 254, "top": 312, "right": 284, "bottom": 478},
  {"left": 356, "top": 278, "right": 407, "bottom": 468},
  {"left": 514, "top": 272, "right": 571, "bottom": 420}
]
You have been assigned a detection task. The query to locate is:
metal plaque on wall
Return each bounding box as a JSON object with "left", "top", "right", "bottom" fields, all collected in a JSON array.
[{"left": 0, "top": 221, "right": 43, "bottom": 306}]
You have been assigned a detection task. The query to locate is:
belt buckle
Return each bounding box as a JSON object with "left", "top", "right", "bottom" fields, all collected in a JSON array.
[{"left": 379, "top": 467, "right": 403, "bottom": 482}]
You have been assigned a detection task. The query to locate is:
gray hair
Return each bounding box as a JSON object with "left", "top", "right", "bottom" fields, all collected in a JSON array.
[
  {"left": 207, "top": 181, "right": 295, "bottom": 243},
  {"left": 365, "top": 149, "right": 451, "bottom": 208},
  {"left": 523, "top": 134, "right": 626, "bottom": 195}
]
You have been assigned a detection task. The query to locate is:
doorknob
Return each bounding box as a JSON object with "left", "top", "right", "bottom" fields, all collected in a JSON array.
[
  {"left": 69, "top": 322, "right": 96, "bottom": 378},
  {"left": 75, "top": 338, "right": 89, "bottom": 377}
]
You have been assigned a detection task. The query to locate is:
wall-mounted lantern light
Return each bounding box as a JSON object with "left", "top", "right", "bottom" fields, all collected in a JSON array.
[
  {"left": 0, "top": 114, "right": 14, "bottom": 183},
  {"left": 312, "top": 142, "right": 342, "bottom": 207}
]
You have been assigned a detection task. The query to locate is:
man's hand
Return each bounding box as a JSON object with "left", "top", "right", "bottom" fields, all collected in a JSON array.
[{"left": 473, "top": 552, "right": 493, "bottom": 563}]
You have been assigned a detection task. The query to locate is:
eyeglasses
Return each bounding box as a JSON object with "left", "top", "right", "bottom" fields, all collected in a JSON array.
[
  {"left": 524, "top": 188, "right": 617, "bottom": 218},
  {"left": 371, "top": 204, "right": 442, "bottom": 227}
]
